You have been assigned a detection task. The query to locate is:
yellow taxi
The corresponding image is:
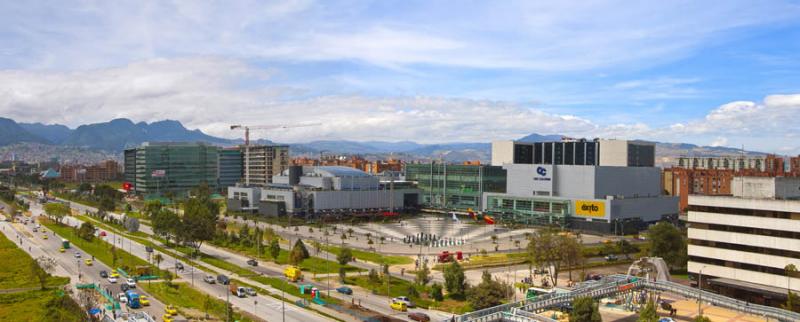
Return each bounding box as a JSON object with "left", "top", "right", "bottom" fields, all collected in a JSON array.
[
  {"left": 59, "top": 247, "right": 65, "bottom": 253},
  {"left": 84, "top": 259, "right": 93, "bottom": 266},
  {"left": 165, "top": 304, "right": 177, "bottom": 316},
  {"left": 390, "top": 300, "right": 407, "bottom": 312},
  {"left": 162, "top": 314, "right": 173, "bottom": 322},
  {"left": 42, "top": 234, "right": 48, "bottom": 240},
  {"left": 140, "top": 295, "right": 150, "bottom": 306},
  {"left": 110, "top": 272, "right": 120, "bottom": 278}
]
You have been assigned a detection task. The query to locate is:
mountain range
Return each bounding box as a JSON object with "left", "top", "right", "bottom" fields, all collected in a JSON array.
[{"left": 0, "top": 117, "right": 767, "bottom": 164}]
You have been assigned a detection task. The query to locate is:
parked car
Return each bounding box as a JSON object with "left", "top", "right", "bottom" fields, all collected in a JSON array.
[
  {"left": 99, "top": 270, "right": 108, "bottom": 278},
  {"left": 393, "top": 296, "right": 415, "bottom": 308},
  {"left": 126, "top": 278, "right": 137, "bottom": 288},
  {"left": 336, "top": 286, "right": 353, "bottom": 295},
  {"left": 244, "top": 287, "right": 257, "bottom": 296},
  {"left": 118, "top": 293, "right": 128, "bottom": 304},
  {"left": 246, "top": 259, "right": 258, "bottom": 266},
  {"left": 409, "top": 312, "right": 431, "bottom": 322},
  {"left": 204, "top": 275, "right": 216, "bottom": 284},
  {"left": 217, "top": 274, "right": 230, "bottom": 285}
]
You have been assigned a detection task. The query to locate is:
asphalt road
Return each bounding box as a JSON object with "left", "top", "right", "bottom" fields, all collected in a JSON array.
[
  {"left": 25, "top": 198, "right": 333, "bottom": 322},
  {"left": 0, "top": 204, "right": 173, "bottom": 321}
]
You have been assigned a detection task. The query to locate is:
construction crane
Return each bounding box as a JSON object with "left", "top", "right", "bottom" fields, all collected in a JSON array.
[{"left": 230, "top": 123, "right": 321, "bottom": 186}]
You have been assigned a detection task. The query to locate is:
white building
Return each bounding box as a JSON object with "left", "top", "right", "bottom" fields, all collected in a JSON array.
[
  {"left": 484, "top": 139, "right": 677, "bottom": 234},
  {"left": 687, "top": 180, "right": 800, "bottom": 306}
]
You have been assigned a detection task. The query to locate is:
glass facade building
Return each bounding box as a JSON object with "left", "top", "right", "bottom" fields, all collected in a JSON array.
[
  {"left": 404, "top": 163, "right": 506, "bottom": 211},
  {"left": 218, "top": 147, "right": 243, "bottom": 191},
  {"left": 124, "top": 142, "right": 219, "bottom": 198}
]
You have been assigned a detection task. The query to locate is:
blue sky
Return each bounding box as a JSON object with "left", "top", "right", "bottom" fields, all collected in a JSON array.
[{"left": 1, "top": 1, "right": 800, "bottom": 153}]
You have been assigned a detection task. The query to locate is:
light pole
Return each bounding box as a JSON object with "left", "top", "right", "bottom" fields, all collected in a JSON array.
[
  {"left": 282, "top": 279, "right": 286, "bottom": 322},
  {"left": 698, "top": 265, "right": 707, "bottom": 317}
]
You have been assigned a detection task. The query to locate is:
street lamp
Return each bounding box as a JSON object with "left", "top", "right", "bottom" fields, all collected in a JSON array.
[{"left": 698, "top": 265, "right": 707, "bottom": 317}]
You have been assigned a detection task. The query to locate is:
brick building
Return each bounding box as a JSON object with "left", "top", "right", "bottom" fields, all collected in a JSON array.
[
  {"left": 662, "top": 168, "right": 734, "bottom": 212},
  {"left": 60, "top": 160, "right": 121, "bottom": 183}
]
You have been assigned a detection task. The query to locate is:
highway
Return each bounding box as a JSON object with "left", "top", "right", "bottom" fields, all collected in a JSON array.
[
  {"left": 0, "top": 202, "right": 173, "bottom": 321},
  {"left": 23, "top": 197, "right": 335, "bottom": 322}
]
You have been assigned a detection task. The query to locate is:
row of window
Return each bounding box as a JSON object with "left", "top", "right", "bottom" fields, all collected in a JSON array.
[
  {"left": 689, "top": 239, "right": 800, "bottom": 260},
  {"left": 688, "top": 205, "right": 800, "bottom": 220},
  {"left": 690, "top": 222, "right": 800, "bottom": 239},
  {"left": 513, "top": 141, "right": 598, "bottom": 166},
  {"left": 689, "top": 256, "right": 788, "bottom": 277}
]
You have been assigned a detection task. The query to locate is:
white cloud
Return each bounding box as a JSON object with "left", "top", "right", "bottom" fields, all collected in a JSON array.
[{"left": 710, "top": 137, "right": 728, "bottom": 147}]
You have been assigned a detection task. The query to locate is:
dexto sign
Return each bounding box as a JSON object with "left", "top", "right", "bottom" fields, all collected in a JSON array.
[{"left": 575, "top": 200, "right": 606, "bottom": 217}]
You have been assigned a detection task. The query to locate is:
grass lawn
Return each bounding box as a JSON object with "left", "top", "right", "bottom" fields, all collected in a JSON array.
[
  {"left": 40, "top": 218, "right": 165, "bottom": 277},
  {"left": 0, "top": 232, "right": 69, "bottom": 290},
  {"left": 0, "top": 289, "right": 84, "bottom": 322},
  {"left": 213, "top": 241, "right": 362, "bottom": 274},
  {"left": 141, "top": 282, "right": 253, "bottom": 322},
  {"left": 323, "top": 245, "right": 412, "bottom": 266}
]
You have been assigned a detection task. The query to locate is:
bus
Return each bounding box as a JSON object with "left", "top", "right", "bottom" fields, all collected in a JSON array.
[{"left": 125, "top": 290, "right": 140, "bottom": 309}]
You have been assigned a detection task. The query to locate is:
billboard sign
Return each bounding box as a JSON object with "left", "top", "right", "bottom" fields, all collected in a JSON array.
[
  {"left": 151, "top": 170, "right": 166, "bottom": 177},
  {"left": 574, "top": 200, "right": 606, "bottom": 218}
]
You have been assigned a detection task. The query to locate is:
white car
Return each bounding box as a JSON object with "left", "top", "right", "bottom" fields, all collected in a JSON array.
[
  {"left": 126, "top": 278, "right": 136, "bottom": 288},
  {"left": 118, "top": 293, "right": 128, "bottom": 304},
  {"left": 74, "top": 252, "right": 81, "bottom": 258},
  {"left": 393, "top": 296, "right": 416, "bottom": 308},
  {"left": 108, "top": 276, "right": 118, "bottom": 283}
]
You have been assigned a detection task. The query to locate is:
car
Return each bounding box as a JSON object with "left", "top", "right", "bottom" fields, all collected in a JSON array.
[
  {"left": 246, "top": 259, "right": 258, "bottom": 266},
  {"left": 408, "top": 312, "right": 431, "bottom": 322},
  {"left": 139, "top": 295, "right": 150, "bottom": 306},
  {"left": 59, "top": 247, "right": 65, "bottom": 253},
  {"left": 605, "top": 254, "right": 618, "bottom": 261},
  {"left": 42, "top": 234, "right": 48, "bottom": 240},
  {"left": 32, "top": 227, "right": 38, "bottom": 232},
  {"left": 126, "top": 278, "right": 136, "bottom": 288},
  {"left": 84, "top": 259, "right": 93, "bottom": 266},
  {"left": 74, "top": 252, "right": 81, "bottom": 258},
  {"left": 110, "top": 272, "right": 120, "bottom": 278},
  {"left": 217, "top": 274, "right": 230, "bottom": 285},
  {"left": 99, "top": 270, "right": 108, "bottom": 278},
  {"left": 390, "top": 301, "right": 407, "bottom": 312},
  {"left": 204, "top": 275, "right": 216, "bottom": 284},
  {"left": 175, "top": 262, "right": 184, "bottom": 270},
  {"left": 658, "top": 318, "right": 676, "bottom": 322},
  {"left": 393, "top": 296, "right": 416, "bottom": 308},
  {"left": 336, "top": 286, "right": 353, "bottom": 295},
  {"left": 165, "top": 304, "right": 178, "bottom": 316},
  {"left": 118, "top": 293, "right": 128, "bottom": 304},
  {"left": 121, "top": 283, "right": 129, "bottom": 292},
  {"left": 244, "top": 287, "right": 257, "bottom": 296},
  {"left": 108, "top": 276, "right": 118, "bottom": 283}
]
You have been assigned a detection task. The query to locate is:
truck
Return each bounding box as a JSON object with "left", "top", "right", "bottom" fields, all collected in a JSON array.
[
  {"left": 284, "top": 266, "right": 303, "bottom": 282},
  {"left": 229, "top": 283, "right": 246, "bottom": 298},
  {"left": 125, "top": 290, "right": 141, "bottom": 309},
  {"left": 61, "top": 239, "right": 70, "bottom": 249}
]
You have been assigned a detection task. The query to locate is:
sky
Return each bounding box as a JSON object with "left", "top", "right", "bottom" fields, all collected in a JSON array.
[{"left": 1, "top": 1, "right": 800, "bottom": 153}]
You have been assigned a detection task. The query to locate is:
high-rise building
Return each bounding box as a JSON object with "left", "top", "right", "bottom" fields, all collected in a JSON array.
[
  {"left": 242, "top": 145, "right": 289, "bottom": 186},
  {"left": 492, "top": 139, "right": 655, "bottom": 167},
  {"left": 217, "top": 147, "right": 242, "bottom": 191},
  {"left": 687, "top": 177, "right": 800, "bottom": 307},
  {"left": 662, "top": 168, "right": 734, "bottom": 212},
  {"left": 676, "top": 155, "right": 785, "bottom": 176},
  {"left": 404, "top": 163, "right": 507, "bottom": 211},
  {"left": 124, "top": 142, "right": 218, "bottom": 198}
]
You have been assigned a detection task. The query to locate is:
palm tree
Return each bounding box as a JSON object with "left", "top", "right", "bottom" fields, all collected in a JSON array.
[{"left": 154, "top": 253, "right": 164, "bottom": 269}]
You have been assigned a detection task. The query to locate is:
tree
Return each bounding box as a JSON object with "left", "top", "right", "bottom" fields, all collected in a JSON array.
[
  {"left": 77, "top": 183, "right": 92, "bottom": 193},
  {"left": 143, "top": 200, "right": 163, "bottom": 217},
  {"left": 31, "top": 256, "right": 55, "bottom": 290},
  {"left": 77, "top": 222, "right": 95, "bottom": 241},
  {"left": 181, "top": 191, "right": 218, "bottom": 256},
  {"left": 570, "top": 297, "right": 601, "bottom": 322},
  {"left": 638, "top": 299, "right": 659, "bottom": 322},
  {"left": 368, "top": 268, "right": 380, "bottom": 285},
  {"left": 111, "top": 246, "right": 118, "bottom": 267},
  {"left": 785, "top": 263, "right": 800, "bottom": 312},
  {"left": 647, "top": 221, "right": 687, "bottom": 270},
  {"left": 43, "top": 202, "right": 69, "bottom": 224},
  {"left": 269, "top": 239, "right": 281, "bottom": 262},
  {"left": 153, "top": 253, "right": 164, "bottom": 268},
  {"left": 337, "top": 247, "right": 353, "bottom": 266},
  {"left": 560, "top": 235, "right": 583, "bottom": 282},
  {"left": 430, "top": 283, "right": 444, "bottom": 301},
  {"left": 617, "top": 239, "right": 637, "bottom": 260},
  {"left": 289, "top": 239, "right": 310, "bottom": 265},
  {"left": 784, "top": 292, "right": 800, "bottom": 313},
  {"left": 527, "top": 228, "right": 567, "bottom": 286},
  {"left": 444, "top": 261, "right": 467, "bottom": 297},
  {"left": 467, "top": 271, "right": 508, "bottom": 310},
  {"left": 416, "top": 261, "right": 431, "bottom": 286},
  {"left": 151, "top": 208, "right": 180, "bottom": 244}
]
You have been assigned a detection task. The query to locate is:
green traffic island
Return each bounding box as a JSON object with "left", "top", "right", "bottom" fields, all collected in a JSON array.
[
  {"left": 322, "top": 244, "right": 413, "bottom": 266},
  {"left": 39, "top": 217, "right": 172, "bottom": 280},
  {"left": 338, "top": 274, "right": 473, "bottom": 314}
]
